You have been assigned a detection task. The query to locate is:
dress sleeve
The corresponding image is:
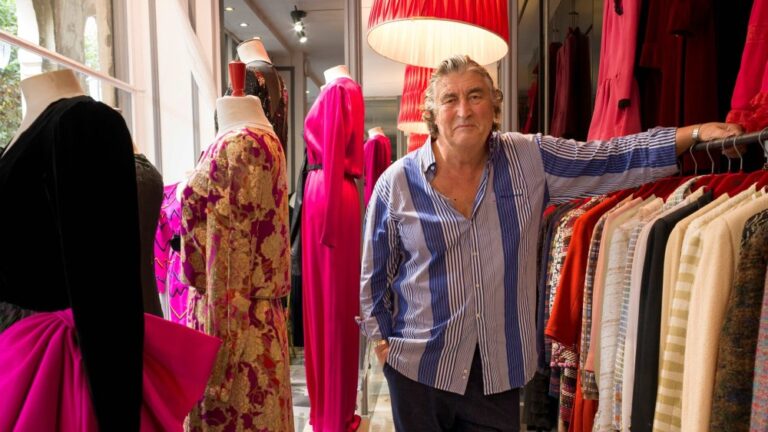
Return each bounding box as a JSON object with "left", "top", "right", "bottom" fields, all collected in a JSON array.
[
  {"left": 54, "top": 100, "right": 143, "bottom": 430},
  {"left": 320, "top": 84, "right": 352, "bottom": 248}
]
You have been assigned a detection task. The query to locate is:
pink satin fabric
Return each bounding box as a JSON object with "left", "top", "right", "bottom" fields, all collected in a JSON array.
[{"left": 0, "top": 310, "right": 220, "bottom": 431}]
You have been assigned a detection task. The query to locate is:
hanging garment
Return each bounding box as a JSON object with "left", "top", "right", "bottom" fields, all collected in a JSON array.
[
  {"left": 629, "top": 191, "right": 713, "bottom": 432},
  {"left": 223, "top": 60, "right": 289, "bottom": 150},
  {"left": 290, "top": 154, "right": 308, "bottom": 347},
  {"left": 522, "top": 78, "right": 539, "bottom": 134},
  {"left": 154, "top": 183, "right": 191, "bottom": 324},
  {"left": 550, "top": 28, "right": 592, "bottom": 140},
  {"left": 363, "top": 133, "right": 392, "bottom": 207},
  {"left": 0, "top": 95, "right": 144, "bottom": 429},
  {"left": 681, "top": 192, "right": 768, "bottom": 432},
  {"left": 181, "top": 126, "right": 293, "bottom": 432},
  {"left": 0, "top": 310, "right": 219, "bottom": 432},
  {"left": 301, "top": 76, "right": 365, "bottom": 432},
  {"left": 654, "top": 186, "right": 756, "bottom": 431},
  {"left": 752, "top": 228, "right": 768, "bottom": 431},
  {"left": 712, "top": 209, "right": 768, "bottom": 431},
  {"left": 618, "top": 181, "right": 702, "bottom": 430},
  {"left": 727, "top": 0, "right": 768, "bottom": 132},
  {"left": 587, "top": 0, "right": 642, "bottom": 140},
  {"left": 135, "top": 154, "right": 164, "bottom": 318},
  {"left": 638, "top": 0, "right": 719, "bottom": 173}
]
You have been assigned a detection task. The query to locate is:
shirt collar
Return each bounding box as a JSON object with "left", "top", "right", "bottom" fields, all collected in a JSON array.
[{"left": 418, "top": 132, "right": 501, "bottom": 177}]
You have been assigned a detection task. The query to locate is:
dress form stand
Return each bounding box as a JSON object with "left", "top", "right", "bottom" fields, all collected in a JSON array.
[
  {"left": 218, "top": 60, "right": 272, "bottom": 134},
  {"left": 5, "top": 69, "right": 84, "bottom": 155},
  {"left": 237, "top": 37, "right": 272, "bottom": 64}
]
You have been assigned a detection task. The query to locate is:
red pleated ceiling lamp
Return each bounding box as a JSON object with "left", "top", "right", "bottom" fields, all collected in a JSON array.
[
  {"left": 398, "top": 65, "right": 433, "bottom": 134},
  {"left": 408, "top": 133, "right": 430, "bottom": 152},
  {"left": 367, "top": 0, "right": 509, "bottom": 67}
]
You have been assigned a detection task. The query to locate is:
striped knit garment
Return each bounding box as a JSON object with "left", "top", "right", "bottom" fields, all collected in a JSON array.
[{"left": 653, "top": 186, "right": 756, "bottom": 431}]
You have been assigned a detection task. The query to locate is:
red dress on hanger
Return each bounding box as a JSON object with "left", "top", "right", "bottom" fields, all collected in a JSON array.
[
  {"left": 727, "top": 0, "right": 768, "bottom": 132},
  {"left": 302, "top": 76, "right": 365, "bottom": 432},
  {"left": 587, "top": 0, "right": 642, "bottom": 140}
]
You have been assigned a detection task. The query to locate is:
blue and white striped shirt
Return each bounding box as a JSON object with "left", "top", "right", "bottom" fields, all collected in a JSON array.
[{"left": 359, "top": 128, "right": 678, "bottom": 395}]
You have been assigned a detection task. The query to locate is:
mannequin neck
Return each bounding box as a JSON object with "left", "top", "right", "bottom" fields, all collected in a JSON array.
[
  {"left": 368, "top": 127, "right": 385, "bottom": 138},
  {"left": 324, "top": 65, "right": 351, "bottom": 83},
  {"left": 7, "top": 69, "right": 85, "bottom": 150},
  {"left": 216, "top": 95, "right": 273, "bottom": 135},
  {"left": 237, "top": 39, "right": 271, "bottom": 64}
]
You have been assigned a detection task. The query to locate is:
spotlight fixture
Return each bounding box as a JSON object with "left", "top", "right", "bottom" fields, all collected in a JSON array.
[
  {"left": 291, "top": 5, "right": 307, "bottom": 43},
  {"left": 224, "top": 6, "right": 234, "bottom": 12},
  {"left": 239, "top": 22, "right": 248, "bottom": 27}
]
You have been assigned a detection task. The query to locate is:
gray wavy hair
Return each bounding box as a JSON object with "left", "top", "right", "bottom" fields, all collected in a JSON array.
[{"left": 421, "top": 55, "right": 504, "bottom": 138}]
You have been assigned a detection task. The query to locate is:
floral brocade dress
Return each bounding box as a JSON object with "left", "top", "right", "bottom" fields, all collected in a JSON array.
[{"left": 181, "top": 125, "right": 293, "bottom": 432}]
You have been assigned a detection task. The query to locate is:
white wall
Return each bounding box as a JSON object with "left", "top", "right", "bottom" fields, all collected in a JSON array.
[{"left": 126, "top": 0, "right": 220, "bottom": 183}]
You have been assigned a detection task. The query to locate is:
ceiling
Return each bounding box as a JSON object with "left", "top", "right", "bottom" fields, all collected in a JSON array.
[
  {"left": 222, "top": 0, "right": 405, "bottom": 100},
  {"left": 221, "top": 1, "right": 600, "bottom": 104}
]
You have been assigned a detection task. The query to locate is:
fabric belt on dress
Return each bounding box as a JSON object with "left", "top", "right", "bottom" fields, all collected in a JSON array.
[{"left": 306, "top": 163, "right": 359, "bottom": 179}]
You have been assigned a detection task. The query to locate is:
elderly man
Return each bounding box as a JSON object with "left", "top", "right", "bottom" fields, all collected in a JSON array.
[{"left": 359, "top": 55, "right": 741, "bottom": 431}]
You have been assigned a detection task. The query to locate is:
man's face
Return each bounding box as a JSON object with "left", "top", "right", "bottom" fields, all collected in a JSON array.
[{"left": 433, "top": 71, "right": 495, "bottom": 150}]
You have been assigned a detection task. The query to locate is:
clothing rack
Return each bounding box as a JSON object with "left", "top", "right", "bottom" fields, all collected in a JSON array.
[{"left": 691, "top": 127, "right": 768, "bottom": 153}]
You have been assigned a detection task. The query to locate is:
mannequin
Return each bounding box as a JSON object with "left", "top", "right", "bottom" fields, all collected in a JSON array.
[
  {"left": 363, "top": 127, "right": 392, "bottom": 206},
  {"left": 0, "top": 69, "right": 219, "bottom": 430},
  {"left": 237, "top": 37, "right": 272, "bottom": 64},
  {"left": 4, "top": 69, "right": 84, "bottom": 155},
  {"left": 216, "top": 95, "right": 273, "bottom": 134},
  {"left": 324, "top": 64, "right": 352, "bottom": 83},
  {"left": 368, "top": 126, "right": 385, "bottom": 138},
  {"left": 184, "top": 62, "right": 293, "bottom": 431},
  {"left": 303, "top": 61, "right": 364, "bottom": 431},
  {"left": 221, "top": 39, "right": 288, "bottom": 152}
]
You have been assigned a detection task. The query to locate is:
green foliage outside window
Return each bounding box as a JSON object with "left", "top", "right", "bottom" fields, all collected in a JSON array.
[{"left": 0, "top": 0, "right": 21, "bottom": 147}]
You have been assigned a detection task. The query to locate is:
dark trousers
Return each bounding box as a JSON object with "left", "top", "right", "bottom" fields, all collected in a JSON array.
[{"left": 383, "top": 348, "right": 520, "bottom": 431}]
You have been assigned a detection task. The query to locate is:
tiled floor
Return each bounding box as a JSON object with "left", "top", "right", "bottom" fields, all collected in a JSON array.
[{"left": 290, "top": 347, "right": 395, "bottom": 432}]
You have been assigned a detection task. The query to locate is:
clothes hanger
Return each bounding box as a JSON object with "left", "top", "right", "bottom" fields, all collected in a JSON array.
[
  {"left": 756, "top": 128, "right": 768, "bottom": 189},
  {"left": 715, "top": 136, "right": 752, "bottom": 196}
]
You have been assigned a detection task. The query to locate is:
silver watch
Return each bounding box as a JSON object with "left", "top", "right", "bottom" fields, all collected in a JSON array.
[{"left": 691, "top": 125, "right": 702, "bottom": 143}]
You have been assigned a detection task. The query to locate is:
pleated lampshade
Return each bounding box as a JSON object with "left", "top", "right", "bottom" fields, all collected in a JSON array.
[
  {"left": 397, "top": 65, "right": 433, "bottom": 134},
  {"left": 407, "top": 133, "right": 429, "bottom": 153},
  {"left": 367, "top": 0, "right": 509, "bottom": 67}
]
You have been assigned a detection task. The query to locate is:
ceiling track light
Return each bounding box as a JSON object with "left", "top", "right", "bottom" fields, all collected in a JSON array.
[{"left": 291, "top": 5, "right": 308, "bottom": 43}]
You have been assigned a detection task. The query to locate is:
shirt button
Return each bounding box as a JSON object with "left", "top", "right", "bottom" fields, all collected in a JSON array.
[
  {"left": 475, "top": 284, "right": 479, "bottom": 288},
  {"left": 476, "top": 313, "right": 481, "bottom": 319}
]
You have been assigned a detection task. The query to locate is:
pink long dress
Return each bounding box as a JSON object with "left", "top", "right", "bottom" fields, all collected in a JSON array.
[
  {"left": 363, "top": 134, "right": 392, "bottom": 208},
  {"left": 587, "top": 0, "right": 642, "bottom": 140},
  {"left": 302, "top": 76, "right": 365, "bottom": 432},
  {"left": 0, "top": 310, "right": 220, "bottom": 431}
]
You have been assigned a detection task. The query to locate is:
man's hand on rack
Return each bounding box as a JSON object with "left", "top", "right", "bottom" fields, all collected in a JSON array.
[{"left": 675, "top": 122, "right": 745, "bottom": 157}]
